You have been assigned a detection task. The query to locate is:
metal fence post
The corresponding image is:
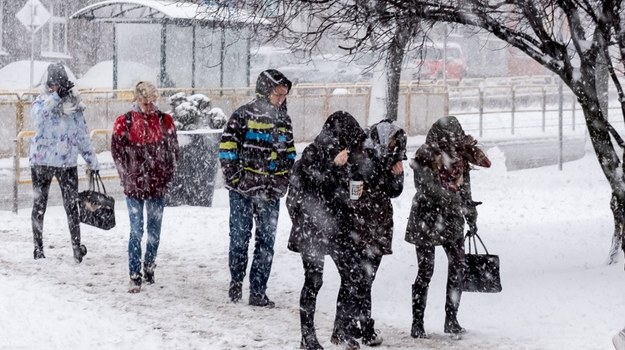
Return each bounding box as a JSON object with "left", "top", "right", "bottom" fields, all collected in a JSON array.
[
  {"left": 511, "top": 86, "right": 516, "bottom": 135},
  {"left": 479, "top": 87, "right": 484, "bottom": 138},
  {"left": 542, "top": 86, "right": 547, "bottom": 132},
  {"left": 12, "top": 138, "right": 19, "bottom": 214}
]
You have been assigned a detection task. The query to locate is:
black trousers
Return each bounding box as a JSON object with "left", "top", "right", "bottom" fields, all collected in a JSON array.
[
  {"left": 414, "top": 238, "right": 466, "bottom": 316},
  {"left": 300, "top": 251, "right": 325, "bottom": 337},
  {"left": 31, "top": 166, "right": 81, "bottom": 249},
  {"left": 330, "top": 243, "right": 382, "bottom": 338}
]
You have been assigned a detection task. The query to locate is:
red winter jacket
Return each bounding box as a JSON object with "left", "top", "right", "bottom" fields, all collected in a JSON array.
[{"left": 111, "top": 109, "right": 179, "bottom": 199}]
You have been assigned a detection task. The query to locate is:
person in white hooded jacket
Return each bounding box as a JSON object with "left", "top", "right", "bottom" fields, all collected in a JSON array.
[{"left": 30, "top": 62, "right": 99, "bottom": 263}]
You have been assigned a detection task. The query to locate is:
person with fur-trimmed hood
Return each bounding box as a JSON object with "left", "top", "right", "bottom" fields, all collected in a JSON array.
[
  {"left": 287, "top": 111, "right": 366, "bottom": 350},
  {"left": 405, "top": 116, "right": 491, "bottom": 339},
  {"left": 219, "top": 69, "right": 296, "bottom": 308},
  {"left": 30, "top": 62, "right": 99, "bottom": 263}
]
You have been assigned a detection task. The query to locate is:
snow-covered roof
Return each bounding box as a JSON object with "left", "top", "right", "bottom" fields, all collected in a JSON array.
[{"left": 70, "top": 0, "right": 265, "bottom": 25}]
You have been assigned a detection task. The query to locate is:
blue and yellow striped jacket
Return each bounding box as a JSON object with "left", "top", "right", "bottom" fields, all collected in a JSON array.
[{"left": 219, "top": 97, "right": 296, "bottom": 199}]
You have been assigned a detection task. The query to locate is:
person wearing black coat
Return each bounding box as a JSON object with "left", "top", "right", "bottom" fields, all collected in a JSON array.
[
  {"left": 287, "top": 111, "right": 367, "bottom": 350},
  {"left": 405, "top": 116, "right": 491, "bottom": 338},
  {"left": 331, "top": 119, "right": 407, "bottom": 347}
]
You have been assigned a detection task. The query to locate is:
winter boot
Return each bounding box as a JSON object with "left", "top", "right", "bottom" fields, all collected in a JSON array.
[
  {"left": 300, "top": 335, "right": 324, "bottom": 350},
  {"left": 300, "top": 293, "right": 324, "bottom": 349},
  {"left": 249, "top": 293, "right": 275, "bottom": 308},
  {"left": 128, "top": 273, "right": 142, "bottom": 293},
  {"left": 33, "top": 247, "right": 45, "bottom": 260},
  {"left": 443, "top": 286, "right": 465, "bottom": 335},
  {"left": 330, "top": 333, "right": 360, "bottom": 350},
  {"left": 361, "top": 319, "right": 383, "bottom": 346},
  {"left": 72, "top": 244, "right": 87, "bottom": 264},
  {"left": 228, "top": 281, "right": 242, "bottom": 303},
  {"left": 143, "top": 263, "right": 156, "bottom": 284},
  {"left": 411, "top": 284, "right": 429, "bottom": 339}
]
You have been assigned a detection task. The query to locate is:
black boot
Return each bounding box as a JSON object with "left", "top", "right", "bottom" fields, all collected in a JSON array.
[
  {"left": 228, "top": 281, "right": 242, "bottom": 303},
  {"left": 411, "top": 284, "right": 429, "bottom": 339},
  {"left": 361, "top": 319, "right": 383, "bottom": 346},
  {"left": 72, "top": 244, "right": 87, "bottom": 264},
  {"left": 443, "top": 286, "right": 465, "bottom": 335},
  {"left": 300, "top": 300, "right": 323, "bottom": 349},
  {"left": 144, "top": 263, "right": 156, "bottom": 284},
  {"left": 33, "top": 247, "right": 45, "bottom": 260}
]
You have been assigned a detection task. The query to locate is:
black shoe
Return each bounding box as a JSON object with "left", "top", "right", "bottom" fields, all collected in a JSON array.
[
  {"left": 362, "top": 330, "right": 383, "bottom": 346},
  {"left": 330, "top": 333, "right": 360, "bottom": 350},
  {"left": 249, "top": 293, "right": 275, "bottom": 308},
  {"left": 143, "top": 264, "right": 156, "bottom": 284},
  {"left": 410, "top": 321, "right": 428, "bottom": 339},
  {"left": 229, "top": 281, "right": 242, "bottom": 303},
  {"left": 73, "top": 244, "right": 87, "bottom": 264},
  {"left": 444, "top": 316, "right": 466, "bottom": 334},
  {"left": 300, "top": 335, "right": 324, "bottom": 350},
  {"left": 128, "top": 274, "right": 142, "bottom": 293},
  {"left": 33, "top": 247, "right": 45, "bottom": 260}
]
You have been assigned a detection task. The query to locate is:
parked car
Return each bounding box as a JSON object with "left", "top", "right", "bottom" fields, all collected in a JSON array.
[
  {"left": 0, "top": 60, "right": 77, "bottom": 94},
  {"left": 403, "top": 42, "right": 467, "bottom": 81},
  {"left": 77, "top": 60, "right": 159, "bottom": 97}
]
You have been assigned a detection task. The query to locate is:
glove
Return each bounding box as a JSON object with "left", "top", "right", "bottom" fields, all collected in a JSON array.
[
  {"left": 466, "top": 223, "right": 478, "bottom": 237},
  {"left": 86, "top": 168, "right": 99, "bottom": 178},
  {"left": 57, "top": 81, "right": 75, "bottom": 99}
]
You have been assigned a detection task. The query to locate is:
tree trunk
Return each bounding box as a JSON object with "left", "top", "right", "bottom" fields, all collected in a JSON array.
[
  {"left": 384, "top": 25, "right": 412, "bottom": 121},
  {"left": 576, "top": 81, "right": 625, "bottom": 264}
]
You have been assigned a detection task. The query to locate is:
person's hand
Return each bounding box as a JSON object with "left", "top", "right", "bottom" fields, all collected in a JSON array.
[
  {"left": 391, "top": 161, "right": 404, "bottom": 176},
  {"left": 334, "top": 149, "right": 349, "bottom": 166},
  {"left": 86, "top": 168, "right": 99, "bottom": 178},
  {"left": 466, "top": 223, "right": 478, "bottom": 237},
  {"left": 57, "top": 81, "right": 75, "bottom": 98}
]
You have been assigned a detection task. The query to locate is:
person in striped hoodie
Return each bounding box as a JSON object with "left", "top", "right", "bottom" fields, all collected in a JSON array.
[{"left": 219, "top": 69, "right": 296, "bottom": 308}]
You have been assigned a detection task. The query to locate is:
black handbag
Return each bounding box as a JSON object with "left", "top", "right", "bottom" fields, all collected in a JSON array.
[
  {"left": 463, "top": 232, "right": 502, "bottom": 293},
  {"left": 79, "top": 172, "right": 116, "bottom": 230}
]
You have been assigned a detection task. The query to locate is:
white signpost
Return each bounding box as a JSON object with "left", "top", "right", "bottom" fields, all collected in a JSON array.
[{"left": 16, "top": 0, "right": 51, "bottom": 90}]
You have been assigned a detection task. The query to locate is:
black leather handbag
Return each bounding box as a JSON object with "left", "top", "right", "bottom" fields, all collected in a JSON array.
[
  {"left": 79, "top": 172, "right": 116, "bottom": 230},
  {"left": 463, "top": 232, "right": 502, "bottom": 293}
]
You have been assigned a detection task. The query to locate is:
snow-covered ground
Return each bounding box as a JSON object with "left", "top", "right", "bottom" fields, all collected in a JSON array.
[{"left": 1, "top": 146, "right": 624, "bottom": 350}]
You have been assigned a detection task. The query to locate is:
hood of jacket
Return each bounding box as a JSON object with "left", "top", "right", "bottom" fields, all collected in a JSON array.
[
  {"left": 314, "top": 111, "right": 366, "bottom": 159},
  {"left": 255, "top": 69, "right": 292, "bottom": 98},
  {"left": 366, "top": 119, "right": 407, "bottom": 164}
]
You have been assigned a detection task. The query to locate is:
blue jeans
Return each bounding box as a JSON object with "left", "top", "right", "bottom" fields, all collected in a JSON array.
[
  {"left": 228, "top": 190, "right": 279, "bottom": 296},
  {"left": 126, "top": 197, "right": 165, "bottom": 276}
]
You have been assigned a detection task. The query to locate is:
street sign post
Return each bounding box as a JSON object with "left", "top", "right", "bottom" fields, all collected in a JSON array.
[{"left": 16, "top": 0, "right": 51, "bottom": 90}]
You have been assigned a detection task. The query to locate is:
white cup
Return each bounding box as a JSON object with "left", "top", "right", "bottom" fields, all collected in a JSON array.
[{"left": 349, "top": 180, "right": 364, "bottom": 200}]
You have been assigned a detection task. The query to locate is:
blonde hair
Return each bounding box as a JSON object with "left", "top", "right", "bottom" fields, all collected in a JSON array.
[{"left": 134, "top": 81, "right": 159, "bottom": 103}]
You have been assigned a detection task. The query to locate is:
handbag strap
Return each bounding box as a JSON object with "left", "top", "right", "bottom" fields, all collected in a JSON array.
[
  {"left": 465, "top": 232, "right": 490, "bottom": 255},
  {"left": 88, "top": 171, "right": 107, "bottom": 194}
]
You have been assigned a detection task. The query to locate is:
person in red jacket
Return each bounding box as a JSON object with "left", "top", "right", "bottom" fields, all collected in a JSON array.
[{"left": 111, "top": 81, "right": 179, "bottom": 293}]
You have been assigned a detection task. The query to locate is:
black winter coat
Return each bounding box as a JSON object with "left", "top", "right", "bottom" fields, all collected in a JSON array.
[
  {"left": 287, "top": 111, "right": 366, "bottom": 255},
  {"left": 405, "top": 116, "right": 479, "bottom": 247},
  {"left": 347, "top": 120, "right": 406, "bottom": 256}
]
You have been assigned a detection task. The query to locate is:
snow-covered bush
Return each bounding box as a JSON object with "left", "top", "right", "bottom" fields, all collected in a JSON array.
[{"left": 167, "top": 92, "right": 226, "bottom": 131}]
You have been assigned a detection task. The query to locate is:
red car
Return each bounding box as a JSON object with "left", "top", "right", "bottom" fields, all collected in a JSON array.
[{"left": 403, "top": 42, "right": 467, "bottom": 81}]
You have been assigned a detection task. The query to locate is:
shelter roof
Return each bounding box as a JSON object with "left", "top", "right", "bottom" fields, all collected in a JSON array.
[{"left": 70, "top": 0, "right": 263, "bottom": 25}]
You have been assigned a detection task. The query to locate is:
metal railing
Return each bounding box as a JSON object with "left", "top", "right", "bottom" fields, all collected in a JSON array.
[{"left": 12, "top": 129, "right": 115, "bottom": 213}]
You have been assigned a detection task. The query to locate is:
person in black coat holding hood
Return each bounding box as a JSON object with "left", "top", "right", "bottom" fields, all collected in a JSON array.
[
  {"left": 339, "top": 119, "right": 406, "bottom": 346},
  {"left": 405, "top": 116, "right": 491, "bottom": 339},
  {"left": 287, "top": 111, "right": 367, "bottom": 350}
]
